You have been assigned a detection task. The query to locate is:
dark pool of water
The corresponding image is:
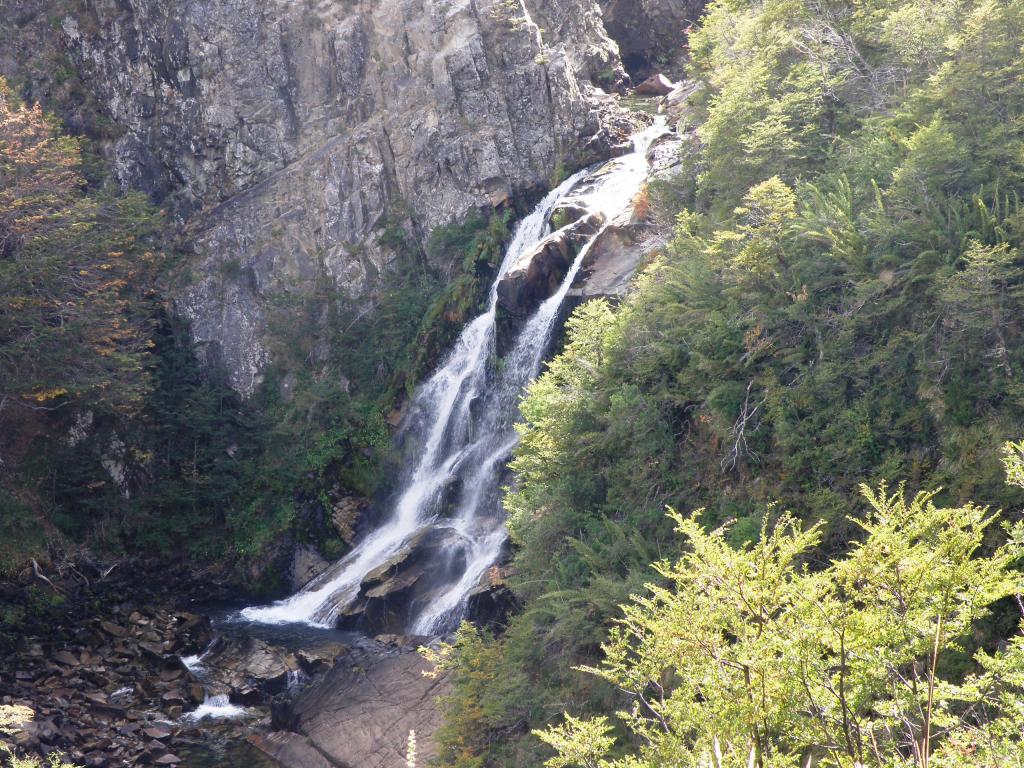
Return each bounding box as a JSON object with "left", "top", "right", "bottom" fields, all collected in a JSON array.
[
  {"left": 211, "top": 608, "right": 366, "bottom": 652},
  {"left": 176, "top": 730, "right": 280, "bottom": 768}
]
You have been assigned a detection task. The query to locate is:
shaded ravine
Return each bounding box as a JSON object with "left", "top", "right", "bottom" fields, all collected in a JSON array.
[{"left": 239, "top": 121, "right": 666, "bottom": 637}]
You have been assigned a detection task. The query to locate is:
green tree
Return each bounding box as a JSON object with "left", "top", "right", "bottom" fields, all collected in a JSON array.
[
  {"left": 536, "top": 484, "right": 1024, "bottom": 767},
  {"left": 0, "top": 77, "right": 162, "bottom": 416}
]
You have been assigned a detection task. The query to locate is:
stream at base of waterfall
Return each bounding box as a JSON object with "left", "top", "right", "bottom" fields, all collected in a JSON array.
[{"left": 238, "top": 119, "right": 667, "bottom": 638}]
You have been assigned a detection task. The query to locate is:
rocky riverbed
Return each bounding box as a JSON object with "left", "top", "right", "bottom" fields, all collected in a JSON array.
[
  {"left": 0, "top": 561, "right": 226, "bottom": 766},
  {"left": 0, "top": 557, "right": 452, "bottom": 768}
]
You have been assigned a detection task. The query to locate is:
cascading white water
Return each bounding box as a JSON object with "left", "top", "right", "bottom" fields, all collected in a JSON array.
[
  {"left": 242, "top": 120, "right": 666, "bottom": 633},
  {"left": 179, "top": 646, "right": 251, "bottom": 721},
  {"left": 239, "top": 170, "right": 587, "bottom": 626}
]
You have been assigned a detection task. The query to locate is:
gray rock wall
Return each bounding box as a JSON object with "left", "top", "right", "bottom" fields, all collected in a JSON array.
[
  {"left": 46, "top": 0, "right": 631, "bottom": 392},
  {"left": 1, "top": 0, "right": 700, "bottom": 394}
]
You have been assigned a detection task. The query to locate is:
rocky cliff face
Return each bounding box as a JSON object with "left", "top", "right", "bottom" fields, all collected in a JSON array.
[{"left": 3, "top": 0, "right": 641, "bottom": 394}]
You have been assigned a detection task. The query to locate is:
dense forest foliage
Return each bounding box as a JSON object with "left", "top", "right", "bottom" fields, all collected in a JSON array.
[{"left": 429, "top": 0, "right": 1024, "bottom": 764}]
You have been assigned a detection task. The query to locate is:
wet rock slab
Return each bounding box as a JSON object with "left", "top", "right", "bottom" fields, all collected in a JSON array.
[
  {"left": 261, "top": 643, "right": 451, "bottom": 768},
  {"left": 248, "top": 731, "right": 336, "bottom": 768},
  {"left": 497, "top": 212, "right": 605, "bottom": 319},
  {"left": 567, "top": 127, "right": 686, "bottom": 302},
  {"left": 495, "top": 212, "right": 605, "bottom": 351}
]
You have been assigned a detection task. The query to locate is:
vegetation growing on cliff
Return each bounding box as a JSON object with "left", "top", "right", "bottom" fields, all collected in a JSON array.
[
  {"left": 0, "top": 77, "right": 163, "bottom": 571},
  {"left": 434, "top": 0, "right": 1024, "bottom": 764}
]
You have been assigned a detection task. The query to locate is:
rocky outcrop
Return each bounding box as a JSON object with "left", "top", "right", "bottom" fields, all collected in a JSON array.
[
  {"left": 465, "top": 564, "right": 518, "bottom": 627},
  {"left": 331, "top": 493, "right": 367, "bottom": 545},
  {"left": 337, "top": 526, "right": 468, "bottom": 633},
  {"left": 496, "top": 212, "right": 604, "bottom": 347},
  {"left": 0, "top": 0, "right": 637, "bottom": 394},
  {"left": 290, "top": 546, "right": 330, "bottom": 592},
  {"left": 661, "top": 77, "right": 704, "bottom": 126}
]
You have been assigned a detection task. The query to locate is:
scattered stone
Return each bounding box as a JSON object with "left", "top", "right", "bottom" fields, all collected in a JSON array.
[
  {"left": 100, "top": 621, "right": 128, "bottom": 638},
  {"left": 138, "top": 641, "right": 165, "bottom": 659},
  {"left": 158, "top": 667, "right": 182, "bottom": 683},
  {"left": 1, "top": 562, "right": 232, "bottom": 767},
  {"left": 53, "top": 651, "right": 79, "bottom": 667}
]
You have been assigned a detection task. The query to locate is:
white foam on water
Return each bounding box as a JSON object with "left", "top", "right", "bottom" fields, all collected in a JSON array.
[{"left": 183, "top": 694, "right": 249, "bottom": 721}]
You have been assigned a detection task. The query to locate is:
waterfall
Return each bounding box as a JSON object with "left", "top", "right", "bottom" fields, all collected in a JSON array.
[{"left": 241, "top": 121, "right": 665, "bottom": 633}]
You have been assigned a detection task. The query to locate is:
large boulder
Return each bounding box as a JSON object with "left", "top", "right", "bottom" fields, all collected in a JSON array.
[
  {"left": 635, "top": 72, "right": 675, "bottom": 96},
  {"left": 296, "top": 642, "right": 349, "bottom": 675},
  {"left": 197, "top": 636, "right": 299, "bottom": 704}
]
